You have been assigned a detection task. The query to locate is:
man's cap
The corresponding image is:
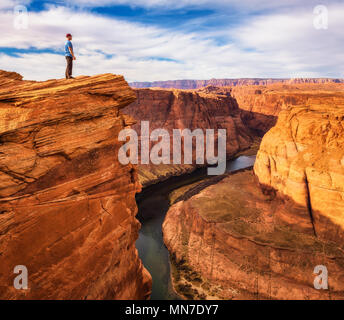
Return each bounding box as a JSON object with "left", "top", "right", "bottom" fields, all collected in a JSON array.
[{"left": 66, "top": 33, "right": 72, "bottom": 37}]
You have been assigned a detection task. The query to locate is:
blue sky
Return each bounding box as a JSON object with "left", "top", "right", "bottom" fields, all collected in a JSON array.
[{"left": 0, "top": 0, "right": 343, "bottom": 81}]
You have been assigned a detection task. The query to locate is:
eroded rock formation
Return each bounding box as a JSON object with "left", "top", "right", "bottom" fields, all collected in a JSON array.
[
  {"left": 124, "top": 87, "right": 253, "bottom": 186},
  {"left": 0, "top": 71, "right": 151, "bottom": 299},
  {"left": 124, "top": 84, "right": 344, "bottom": 186},
  {"left": 163, "top": 84, "right": 344, "bottom": 300},
  {"left": 232, "top": 83, "right": 344, "bottom": 136},
  {"left": 254, "top": 90, "right": 344, "bottom": 243}
]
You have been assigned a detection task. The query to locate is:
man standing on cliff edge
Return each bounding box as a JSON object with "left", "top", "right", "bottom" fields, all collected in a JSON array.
[{"left": 65, "top": 33, "right": 76, "bottom": 79}]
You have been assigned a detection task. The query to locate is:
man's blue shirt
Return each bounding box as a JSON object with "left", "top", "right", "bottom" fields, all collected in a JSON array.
[{"left": 65, "top": 40, "right": 73, "bottom": 57}]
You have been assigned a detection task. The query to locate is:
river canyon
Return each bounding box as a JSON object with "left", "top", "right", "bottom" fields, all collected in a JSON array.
[{"left": 0, "top": 70, "right": 343, "bottom": 300}]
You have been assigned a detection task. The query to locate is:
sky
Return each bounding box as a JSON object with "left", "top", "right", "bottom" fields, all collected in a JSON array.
[{"left": 0, "top": 0, "right": 343, "bottom": 82}]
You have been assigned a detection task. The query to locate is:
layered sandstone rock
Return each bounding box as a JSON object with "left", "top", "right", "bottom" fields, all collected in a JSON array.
[
  {"left": 124, "top": 87, "right": 253, "bottom": 186},
  {"left": 0, "top": 71, "right": 151, "bottom": 299},
  {"left": 232, "top": 83, "right": 344, "bottom": 135},
  {"left": 130, "top": 78, "right": 344, "bottom": 89},
  {"left": 163, "top": 85, "right": 344, "bottom": 300},
  {"left": 163, "top": 170, "right": 344, "bottom": 300},
  {"left": 254, "top": 89, "right": 344, "bottom": 243}
]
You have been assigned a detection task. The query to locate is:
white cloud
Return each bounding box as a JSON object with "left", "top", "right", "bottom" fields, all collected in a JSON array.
[
  {"left": 0, "top": 0, "right": 16, "bottom": 10},
  {"left": 231, "top": 2, "right": 344, "bottom": 77},
  {"left": 0, "top": 0, "right": 31, "bottom": 10},
  {"left": 0, "top": 3, "right": 343, "bottom": 82}
]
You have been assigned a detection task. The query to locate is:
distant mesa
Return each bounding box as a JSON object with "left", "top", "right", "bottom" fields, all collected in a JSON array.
[{"left": 130, "top": 78, "right": 344, "bottom": 89}]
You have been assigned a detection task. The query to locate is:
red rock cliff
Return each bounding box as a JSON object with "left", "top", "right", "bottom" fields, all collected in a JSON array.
[
  {"left": 254, "top": 86, "right": 344, "bottom": 243},
  {"left": 230, "top": 83, "right": 344, "bottom": 136},
  {"left": 0, "top": 70, "right": 151, "bottom": 299},
  {"left": 123, "top": 87, "right": 253, "bottom": 186},
  {"left": 163, "top": 84, "right": 344, "bottom": 300}
]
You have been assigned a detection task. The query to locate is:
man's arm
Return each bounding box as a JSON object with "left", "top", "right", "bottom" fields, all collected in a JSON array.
[{"left": 68, "top": 46, "right": 76, "bottom": 60}]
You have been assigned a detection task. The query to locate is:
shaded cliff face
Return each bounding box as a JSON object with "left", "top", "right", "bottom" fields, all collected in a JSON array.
[
  {"left": 163, "top": 87, "right": 344, "bottom": 300},
  {"left": 123, "top": 87, "right": 253, "bottom": 186},
  {"left": 0, "top": 71, "right": 151, "bottom": 299},
  {"left": 130, "top": 78, "right": 344, "bottom": 90}
]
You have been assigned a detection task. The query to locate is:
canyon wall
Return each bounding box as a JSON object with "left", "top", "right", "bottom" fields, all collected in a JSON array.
[
  {"left": 123, "top": 83, "right": 344, "bottom": 186},
  {"left": 130, "top": 78, "right": 344, "bottom": 90},
  {"left": 123, "top": 87, "right": 254, "bottom": 186},
  {"left": 0, "top": 71, "right": 151, "bottom": 299},
  {"left": 232, "top": 83, "right": 344, "bottom": 136},
  {"left": 163, "top": 84, "right": 344, "bottom": 300},
  {"left": 254, "top": 89, "right": 344, "bottom": 243}
]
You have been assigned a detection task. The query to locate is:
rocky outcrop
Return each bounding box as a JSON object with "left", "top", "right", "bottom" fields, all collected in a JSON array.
[
  {"left": 254, "top": 91, "right": 344, "bottom": 243},
  {"left": 123, "top": 87, "right": 254, "bottom": 186},
  {"left": 163, "top": 170, "right": 344, "bottom": 300},
  {"left": 0, "top": 71, "right": 151, "bottom": 299},
  {"left": 124, "top": 83, "right": 344, "bottom": 186},
  {"left": 130, "top": 78, "right": 344, "bottom": 89},
  {"left": 232, "top": 83, "right": 344, "bottom": 136},
  {"left": 163, "top": 85, "right": 344, "bottom": 300},
  {"left": 231, "top": 86, "right": 281, "bottom": 135}
]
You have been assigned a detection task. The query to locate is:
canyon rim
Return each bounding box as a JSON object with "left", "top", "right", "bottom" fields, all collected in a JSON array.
[{"left": 0, "top": 69, "right": 343, "bottom": 301}]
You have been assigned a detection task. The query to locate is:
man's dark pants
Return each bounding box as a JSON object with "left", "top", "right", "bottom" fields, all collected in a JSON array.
[{"left": 65, "top": 56, "right": 73, "bottom": 79}]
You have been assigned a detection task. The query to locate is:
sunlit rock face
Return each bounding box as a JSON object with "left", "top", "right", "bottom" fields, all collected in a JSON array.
[
  {"left": 0, "top": 70, "right": 151, "bottom": 300},
  {"left": 254, "top": 86, "right": 344, "bottom": 243},
  {"left": 124, "top": 87, "right": 254, "bottom": 186},
  {"left": 163, "top": 83, "right": 344, "bottom": 300},
  {"left": 232, "top": 83, "right": 344, "bottom": 136}
]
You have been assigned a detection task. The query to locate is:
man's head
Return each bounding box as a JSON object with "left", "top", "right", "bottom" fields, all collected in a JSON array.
[{"left": 66, "top": 33, "right": 72, "bottom": 41}]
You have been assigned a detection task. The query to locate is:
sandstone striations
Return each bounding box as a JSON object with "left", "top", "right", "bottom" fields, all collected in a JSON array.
[
  {"left": 130, "top": 78, "right": 344, "bottom": 90},
  {"left": 163, "top": 85, "right": 344, "bottom": 300},
  {"left": 232, "top": 83, "right": 344, "bottom": 136},
  {"left": 254, "top": 87, "right": 344, "bottom": 243},
  {"left": 123, "top": 87, "right": 254, "bottom": 186},
  {"left": 0, "top": 71, "right": 151, "bottom": 299},
  {"left": 123, "top": 83, "right": 344, "bottom": 186}
]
